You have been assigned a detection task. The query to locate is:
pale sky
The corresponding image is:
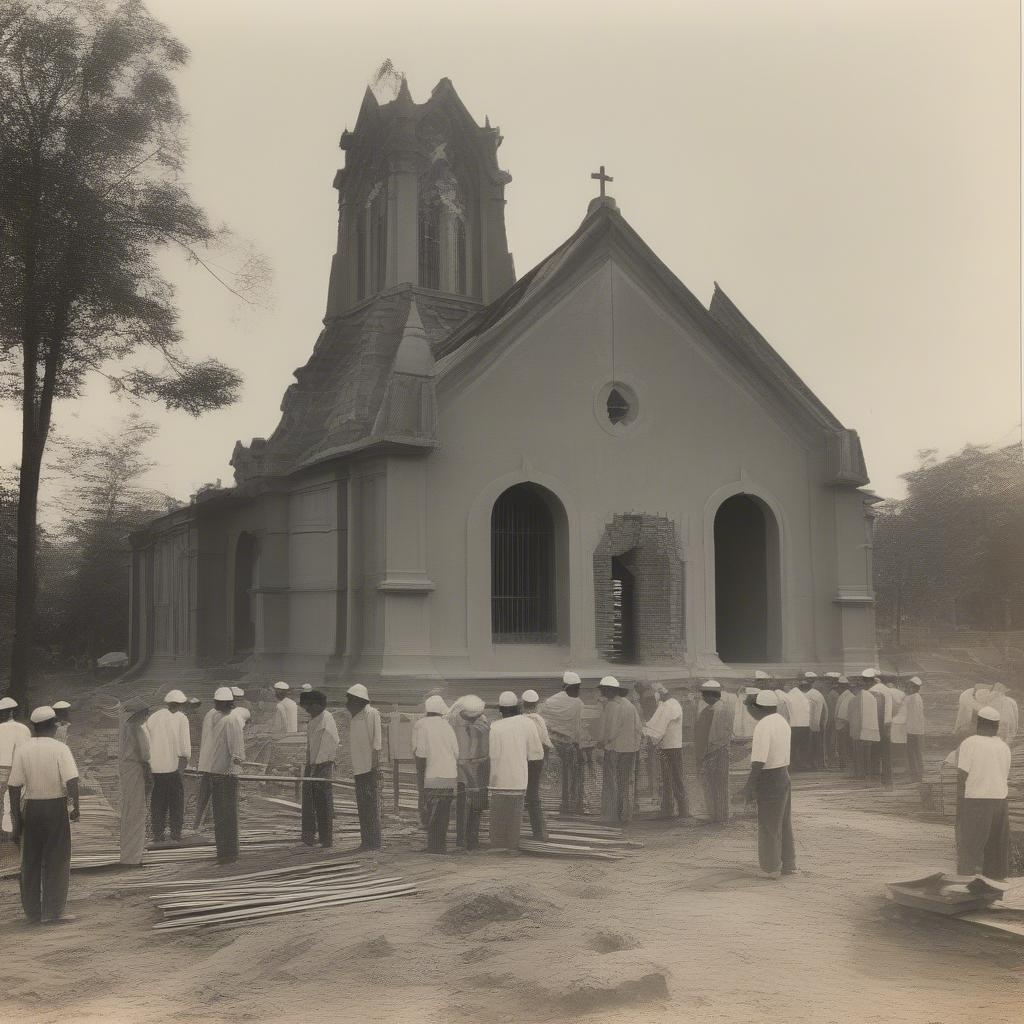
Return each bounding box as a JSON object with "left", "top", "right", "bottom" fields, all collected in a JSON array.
[{"left": 2, "top": 0, "right": 1020, "bottom": 515}]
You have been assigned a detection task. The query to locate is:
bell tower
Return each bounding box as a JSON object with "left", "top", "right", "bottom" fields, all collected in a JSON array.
[{"left": 325, "top": 77, "right": 516, "bottom": 318}]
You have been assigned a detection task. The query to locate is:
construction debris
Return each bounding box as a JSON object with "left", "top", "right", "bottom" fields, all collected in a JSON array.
[{"left": 885, "top": 871, "right": 1008, "bottom": 915}]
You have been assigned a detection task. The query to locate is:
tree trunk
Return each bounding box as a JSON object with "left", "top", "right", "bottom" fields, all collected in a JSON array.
[{"left": 9, "top": 434, "right": 44, "bottom": 705}]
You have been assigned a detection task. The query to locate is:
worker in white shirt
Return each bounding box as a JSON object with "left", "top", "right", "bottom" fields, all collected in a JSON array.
[
  {"left": 346, "top": 684, "right": 382, "bottom": 852},
  {"left": 52, "top": 700, "right": 71, "bottom": 745},
  {"left": 302, "top": 691, "right": 339, "bottom": 848},
  {"left": 0, "top": 696, "right": 31, "bottom": 837},
  {"left": 413, "top": 695, "right": 460, "bottom": 853},
  {"left": 521, "top": 690, "right": 551, "bottom": 840},
  {"left": 488, "top": 691, "right": 544, "bottom": 850},
  {"left": 867, "top": 672, "right": 894, "bottom": 786},
  {"left": 145, "top": 690, "right": 191, "bottom": 844},
  {"left": 594, "top": 676, "right": 643, "bottom": 825},
  {"left": 693, "top": 681, "right": 733, "bottom": 822},
  {"left": 195, "top": 687, "right": 245, "bottom": 864},
  {"left": 903, "top": 677, "right": 926, "bottom": 781},
  {"left": 268, "top": 681, "right": 298, "bottom": 737},
  {"left": 643, "top": 685, "right": 687, "bottom": 819},
  {"left": 785, "top": 679, "right": 811, "bottom": 771},
  {"left": 448, "top": 696, "right": 490, "bottom": 850},
  {"left": 955, "top": 706, "right": 1012, "bottom": 879},
  {"left": 8, "top": 706, "right": 81, "bottom": 923},
  {"left": 743, "top": 690, "right": 796, "bottom": 879},
  {"left": 801, "top": 673, "right": 828, "bottom": 770},
  {"left": 540, "top": 672, "right": 586, "bottom": 815},
  {"left": 119, "top": 700, "right": 152, "bottom": 866}
]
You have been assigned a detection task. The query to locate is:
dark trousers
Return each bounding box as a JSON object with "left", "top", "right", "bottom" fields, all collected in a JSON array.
[
  {"left": 791, "top": 727, "right": 810, "bottom": 770},
  {"left": 871, "top": 728, "right": 893, "bottom": 785},
  {"left": 809, "top": 730, "right": 826, "bottom": 770},
  {"left": 852, "top": 740, "right": 874, "bottom": 780},
  {"left": 424, "top": 787, "right": 454, "bottom": 853},
  {"left": 456, "top": 783, "right": 486, "bottom": 849},
  {"left": 415, "top": 758, "right": 427, "bottom": 827},
  {"left": 553, "top": 739, "right": 583, "bottom": 814},
  {"left": 194, "top": 772, "right": 212, "bottom": 827},
  {"left": 151, "top": 771, "right": 184, "bottom": 840},
  {"left": 601, "top": 750, "right": 637, "bottom": 824},
  {"left": 906, "top": 735, "right": 925, "bottom": 781},
  {"left": 526, "top": 759, "right": 548, "bottom": 839},
  {"left": 659, "top": 748, "right": 688, "bottom": 816},
  {"left": 301, "top": 762, "right": 334, "bottom": 847},
  {"left": 755, "top": 767, "right": 796, "bottom": 875},
  {"left": 354, "top": 769, "right": 381, "bottom": 849},
  {"left": 210, "top": 774, "right": 239, "bottom": 863},
  {"left": 20, "top": 798, "right": 72, "bottom": 922},
  {"left": 957, "top": 797, "right": 1011, "bottom": 879}
]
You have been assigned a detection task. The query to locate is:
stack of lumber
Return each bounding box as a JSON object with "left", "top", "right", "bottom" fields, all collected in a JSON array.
[
  {"left": 120, "top": 856, "right": 417, "bottom": 931},
  {"left": 516, "top": 818, "right": 639, "bottom": 860}
]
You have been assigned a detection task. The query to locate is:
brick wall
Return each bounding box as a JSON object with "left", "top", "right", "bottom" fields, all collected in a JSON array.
[{"left": 594, "top": 514, "right": 685, "bottom": 664}]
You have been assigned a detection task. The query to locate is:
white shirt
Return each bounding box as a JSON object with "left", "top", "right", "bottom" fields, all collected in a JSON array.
[
  {"left": 8, "top": 737, "right": 79, "bottom": 799},
  {"left": 957, "top": 734, "right": 1011, "bottom": 800},
  {"left": 773, "top": 690, "right": 791, "bottom": 723},
  {"left": 306, "top": 711, "right": 340, "bottom": 765},
  {"left": 270, "top": 697, "right": 299, "bottom": 737},
  {"left": 785, "top": 688, "right": 811, "bottom": 728},
  {"left": 805, "top": 688, "right": 827, "bottom": 731},
  {"left": 540, "top": 691, "right": 584, "bottom": 745},
  {"left": 144, "top": 708, "right": 191, "bottom": 774},
  {"left": 869, "top": 682, "right": 893, "bottom": 725},
  {"left": 489, "top": 715, "right": 544, "bottom": 791},
  {"left": 643, "top": 698, "right": 683, "bottom": 750},
  {"left": 349, "top": 706, "right": 382, "bottom": 776},
  {"left": 197, "top": 710, "right": 245, "bottom": 774},
  {"left": 903, "top": 692, "right": 925, "bottom": 735},
  {"left": 835, "top": 690, "right": 853, "bottom": 724},
  {"left": 750, "top": 713, "right": 791, "bottom": 770},
  {"left": 413, "top": 715, "right": 460, "bottom": 787},
  {"left": 525, "top": 712, "right": 553, "bottom": 751},
  {"left": 0, "top": 719, "right": 32, "bottom": 766}
]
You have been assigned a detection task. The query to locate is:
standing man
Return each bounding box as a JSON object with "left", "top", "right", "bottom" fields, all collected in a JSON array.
[
  {"left": 52, "top": 701, "right": 71, "bottom": 745},
  {"left": 346, "top": 684, "right": 382, "bottom": 852},
  {"left": 146, "top": 690, "right": 191, "bottom": 844},
  {"left": 833, "top": 678, "right": 852, "bottom": 771},
  {"left": 643, "top": 684, "right": 687, "bottom": 819},
  {"left": 8, "top": 707, "right": 81, "bottom": 923},
  {"left": 487, "top": 691, "right": 543, "bottom": 851},
  {"left": 301, "top": 691, "right": 338, "bottom": 848},
  {"left": 0, "top": 697, "right": 31, "bottom": 837},
  {"left": 594, "top": 676, "right": 643, "bottom": 825},
  {"left": 955, "top": 706, "right": 1012, "bottom": 879},
  {"left": 754, "top": 671, "right": 789, "bottom": 724},
  {"left": 854, "top": 671, "right": 881, "bottom": 778},
  {"left": 802, "top": 674, "right": 828, "bottom": 770},
  {"left": 540, "top": 672, "right": 585, "bottom": 816},
  {"left": 412, "top": 694, "right": 445, "bottom": 829},
  {"left": 786, "top": 679, "right": 811, "bottom": 771},
  {"left": 693, "top": 681, "right": 733, "bottom": 823},
  {"left": 269, "top": 681, "right": 299, "bottom": 738},
  {"left": 448, "top": 696, "right": 490, "bottom": 850},
  {"left": 867, "top": 670, "right": 894, "bottom": 785},
  {"left": 904, "top": 678, "right": 926, "bottom": 782},
  {"left": 521, "top": 690, "right": 551, "bottom": 840},
  {"left": 196, "top": 687, "right": 245, "bottom": 864},
  {"left": 413, "top": 695, "right": 460, "bottom": 853},
  {"left": 743, "top": 691, "right": 796, "bottom": 880},
  {"left": 889, "top": 678, "right": 908, "bottom": 777},
  {"left": 118, "top": 700, "right": 152, "bottom": 867}
]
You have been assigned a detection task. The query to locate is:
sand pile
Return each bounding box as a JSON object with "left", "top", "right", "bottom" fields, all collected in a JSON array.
[{"left": 438, "top": 882, "right": 559, "bottom": 938}]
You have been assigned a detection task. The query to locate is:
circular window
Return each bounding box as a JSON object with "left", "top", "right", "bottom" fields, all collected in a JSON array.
[{"left": 596, "top": 381, "right": 640, "bottom": 434}]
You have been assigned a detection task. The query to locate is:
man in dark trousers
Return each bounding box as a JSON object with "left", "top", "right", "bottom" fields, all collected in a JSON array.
[
  {"left": 301, "top": 691, "right": 339, "bottom": 848},
  {"left": 195, "top": 687, "right": 245, "bottom": 864},
  {"left": 743, "top": 690, "right": 797, "bottom": 880},
  {"left": 346, "top": 684, "right": 382, "bottom": 851},
  {"left": 9, "top": 706, "right": 81, "bottom": 923}
]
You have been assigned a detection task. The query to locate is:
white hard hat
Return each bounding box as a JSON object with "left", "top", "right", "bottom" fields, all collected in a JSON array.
[
  {"left": 347, "top": 683, "right": 370, "bottom": 701},
  {"left": 754, "top": 670, "right": 770, "bottom": 680},
  {"left": 700, "top": 680, "right": 722, "bottom": 691},
  {"left": 460, "top": 695, "right": 486, "bottom": 717},
  {"left": 522, "top": 689, "right": 540, "bottom": 703},
  {"left": 563, "top": 671, "right": 582, "bottom": 687},
  {"left": 31, "top": 706, "right": 56, "bottom": 723},
  {"left": 52, "top": 700, "right": 70, "bottom": 710},
  {"left": 803, "top": 672, "right": 818, "bottom": 680},
  {"left": 214, "top": 686, "right": 235, "bottom": 702},
  {"left": 909, "top": 677, "right": 923, "bottom": 688},
  {"left": 498, "top": 691, "right": 519, "bottom": 708},
  {"left": 0, "top": 697, "right": 17, "bottom": 711},
  {"left": 301, "top": 683, "right": 313, "bottom": 692},
  {"left": 599, "top": 676, "right": 622, "bottom": 690},
  {"left": 861, "top": 668, "right": 878, "bottom": 680},
  {"left": 231, "top": 687, "right": 245, "bottom": 697},
  {"left": 165, "top": 690, "right": 187, "bottom": 704},
  {"left": 978, "top": 706, "right": 1001, "bottom": 722},
  {"left": 235, "top": 707, "right": 251, "bottom": 722},
  {"left": 755, "top": 691, "right": 779, "bottom": 708},
  {"left": 274, "top": 681, "right": 290, "bottom": 691},
  {"left": 424, "top": 695, "right": 448, "bottom": 715}
]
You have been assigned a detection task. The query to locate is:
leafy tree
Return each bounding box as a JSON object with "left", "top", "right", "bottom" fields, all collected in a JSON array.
[
  {"left": 0, "top": 2, "right": 260, "bottom": 700},
  {"left": 873, "top": 443, "right": 1024, "bottom": 639}
]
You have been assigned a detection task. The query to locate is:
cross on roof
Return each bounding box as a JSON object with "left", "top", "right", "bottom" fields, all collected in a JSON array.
[{"left": 591, "top": 165, "right": 613, "bottom": 198}]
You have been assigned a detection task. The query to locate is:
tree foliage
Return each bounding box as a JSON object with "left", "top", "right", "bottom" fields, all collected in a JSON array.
[{"left": 873, "top": 443, "right": 1024, "bottom": 635}]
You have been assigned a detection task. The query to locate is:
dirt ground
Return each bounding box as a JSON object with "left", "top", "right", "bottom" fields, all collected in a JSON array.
[{"left": 2, "top": 782, "right": 1023, "bottom": 1024}]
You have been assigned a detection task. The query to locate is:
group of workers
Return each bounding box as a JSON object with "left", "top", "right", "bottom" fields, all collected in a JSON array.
[{"left": 0, "top": 664, "right": 1017, "bottom": 926}]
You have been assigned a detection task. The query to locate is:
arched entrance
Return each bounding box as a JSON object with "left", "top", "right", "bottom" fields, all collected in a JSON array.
[
  {"left": 233, "top": 532, "right": 258, "bottom": 654},
  {"left": 713, "top": 495, "right": 781, "bottom": 663}
]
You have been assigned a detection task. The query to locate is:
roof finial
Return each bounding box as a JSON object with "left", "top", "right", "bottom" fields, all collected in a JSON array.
[{"left": 591, "top": 165, "right": 613, "bottom": 199}]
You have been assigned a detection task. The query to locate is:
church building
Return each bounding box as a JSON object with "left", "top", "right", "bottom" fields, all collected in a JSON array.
[{"left": 127, "top": 77, "right": 877, "bottom": 694}]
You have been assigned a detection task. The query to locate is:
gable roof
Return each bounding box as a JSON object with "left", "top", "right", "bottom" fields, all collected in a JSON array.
[{"left": 436, "top": 199, "right": 869, "bottom": 487}]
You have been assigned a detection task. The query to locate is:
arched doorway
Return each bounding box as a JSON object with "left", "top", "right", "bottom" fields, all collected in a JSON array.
[
  {"left": 490, "top": 483, "right": 568, "bottom": 643},
  {"left": 713, "top": 495, "right": 781, "bottom": 663},
  {"left": 233, "top": 532, "right": 257, "bottom": 654}
]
